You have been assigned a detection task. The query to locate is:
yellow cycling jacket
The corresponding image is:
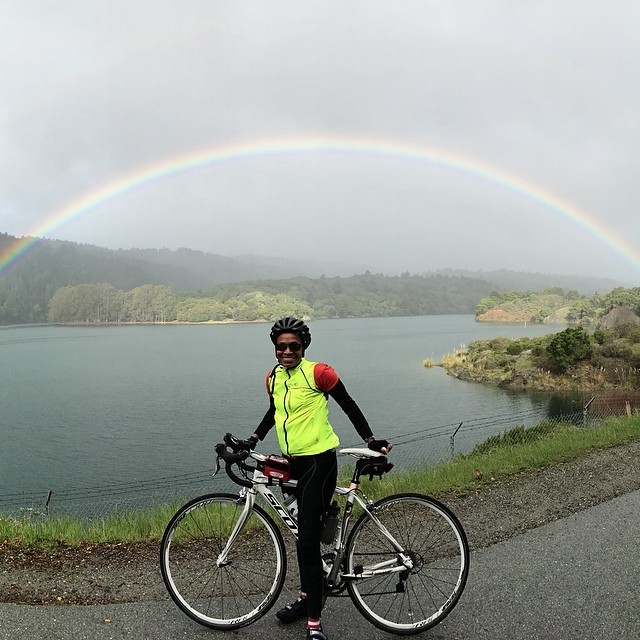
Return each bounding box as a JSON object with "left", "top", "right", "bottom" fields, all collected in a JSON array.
[{"left": 268, "top": 359, "right": 340, "bottom": 456}]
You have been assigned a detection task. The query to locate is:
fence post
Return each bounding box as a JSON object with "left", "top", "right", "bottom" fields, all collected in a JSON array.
[
  {"left": 450, "top": 422, "right": 463, "bottom": 459},
  {"left": 45, "top": 490, "right": 53, "bottom": 516},
  {"left": 583, "top": 396, "right": 595, "bottom": 427}
]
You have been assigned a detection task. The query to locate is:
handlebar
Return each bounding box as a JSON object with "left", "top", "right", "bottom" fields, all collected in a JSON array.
[
  {"left": 214, "top": 433, "right": 260, "bottom": 488},
  {"left": 215, "top": 433, "right": 394, "bottom": 488},
  {"left": 214, "top": 437, "right": 249, "bottom": 464}
]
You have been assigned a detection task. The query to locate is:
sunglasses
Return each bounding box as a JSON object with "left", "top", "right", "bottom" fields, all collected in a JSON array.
[{"left": 276, "top": 341, "right": 303, "bottom": 353}]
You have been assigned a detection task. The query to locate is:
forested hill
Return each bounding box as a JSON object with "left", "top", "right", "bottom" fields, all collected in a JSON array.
[
  {"left": 475, "top": 287, "right": 640, "bottom": 326},
  {"left": 0, "top": 232, "right": 628, "bottom": 325},
  {"left": 0, "top": 234, "right": 333, "bottom": 324},
  {"left": 437, "top": 268, "right": 624, "bottom": 296},
  {"left": 186, "top": 273, "right": 498, "bottom": 320}
]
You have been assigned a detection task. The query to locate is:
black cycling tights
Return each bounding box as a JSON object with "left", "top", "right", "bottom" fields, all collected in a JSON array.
[{"left": 289, "top": 449, "right": 338, "bottom": 619}]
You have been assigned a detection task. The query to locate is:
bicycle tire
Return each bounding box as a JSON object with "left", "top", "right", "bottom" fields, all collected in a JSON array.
[
  {"left": 345, "top": 492, "right": 469, "bottom": 635},
  {"left": 160, "top": 492, "right": 287, "bottom": 629}
]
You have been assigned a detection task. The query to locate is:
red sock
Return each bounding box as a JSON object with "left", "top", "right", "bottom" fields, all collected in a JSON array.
[{"left": 307, "top": 618, "right": 321, "bottom": 630}]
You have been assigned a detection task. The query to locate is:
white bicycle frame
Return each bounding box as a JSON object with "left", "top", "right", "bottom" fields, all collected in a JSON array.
[{"left": 215, "top": 448, "right": 414, "bottom": 581}]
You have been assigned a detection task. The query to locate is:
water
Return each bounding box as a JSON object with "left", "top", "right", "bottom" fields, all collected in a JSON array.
[{"left": 0, "top": 317, "right": 580, "bottom": 499}]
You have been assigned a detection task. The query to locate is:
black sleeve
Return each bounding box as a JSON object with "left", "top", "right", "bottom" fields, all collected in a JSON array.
[
  {"left": 328, "top": 379, "right": 373, "bottom": 442},
  {"left": 255, "top": 396, "right": 276, "bottom": 440}
]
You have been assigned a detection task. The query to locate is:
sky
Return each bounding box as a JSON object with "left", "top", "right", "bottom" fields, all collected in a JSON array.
[{"left": 1, "top": 1, "right": 639, "bottom": 283}]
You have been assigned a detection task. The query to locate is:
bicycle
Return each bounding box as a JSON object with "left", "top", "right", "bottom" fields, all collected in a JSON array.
[{"left": 160, "top": 433, "right": 469, "bottom": 635}]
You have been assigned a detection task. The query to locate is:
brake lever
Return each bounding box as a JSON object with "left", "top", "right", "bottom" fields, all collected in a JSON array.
[
  {"left": 224, "top": 432, "right": 241, "bottom": 452},
  {"left": 212, "top": 448, "right": 222, "bottom": 478}
]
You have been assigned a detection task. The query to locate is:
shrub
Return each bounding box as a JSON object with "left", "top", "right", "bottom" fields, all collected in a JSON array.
[
  {"left": 546, "top": 327, "right": 593, "bottom": 373},
  {"left": 468, "top": 420, "right": 562, "bottom": 455},
  {"left": 506, "top": 337, "right": 534, "bottom": 355},
  {"left": 599, "top": 340, "right": 633, "bottom": 359}
]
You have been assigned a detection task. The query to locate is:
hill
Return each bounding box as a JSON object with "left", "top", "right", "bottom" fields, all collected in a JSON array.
[
  {"left": 0, "top": 232, "right": 632, "bottom": 325},
  {"left": 475, "top": 287, "right": 640, "bottom": 326},
  {"left": 437, "top": 268, "right": 623, "bottom": 296}
]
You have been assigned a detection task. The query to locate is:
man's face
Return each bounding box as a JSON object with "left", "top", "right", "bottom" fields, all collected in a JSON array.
[{"left": 275, "top": 331, "right": 303, "bottom": 368}]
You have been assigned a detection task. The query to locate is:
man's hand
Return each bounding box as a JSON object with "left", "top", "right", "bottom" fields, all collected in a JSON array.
[
  {"left": 367, "top": 438, "right": 393, "bottom": 454},
  {"left": 238, "top": 435, "right": 258, "bottom": 451}
]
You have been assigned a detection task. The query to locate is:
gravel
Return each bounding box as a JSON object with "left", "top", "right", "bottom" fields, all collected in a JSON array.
[{"left": 2, "top": 440, "right": 640, "bottom": 606}]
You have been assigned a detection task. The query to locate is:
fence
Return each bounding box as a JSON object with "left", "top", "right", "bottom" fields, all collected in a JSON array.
[{"left": 2, "top": 394, "right": 639, "bottom": 520}]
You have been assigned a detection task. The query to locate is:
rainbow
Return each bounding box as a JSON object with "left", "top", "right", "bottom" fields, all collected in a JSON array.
[{"left": 2, "top": 136, "right": 639, "bottom": 275}]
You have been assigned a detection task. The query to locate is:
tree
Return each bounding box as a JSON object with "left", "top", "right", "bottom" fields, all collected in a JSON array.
[
  {"left": 152, "top": 285, "right": 178, "bottom": 323},
  {"left": 565, "top": 289, "right": 581, "bottom": 301},
  {"left": 95, "top": 283, "right": 125, "bottom": 322},
  {"left": 176, "top": 298, "right": 231, "bottom": 322},
  {"left": 124, "top": 285, "right": 177, "bottom": 322},
  {"left": 605, "top": 287, "right": 640, "bottom": 313},
  {"left": 545, "top": 327, "right": 593, "bottom": 373}
]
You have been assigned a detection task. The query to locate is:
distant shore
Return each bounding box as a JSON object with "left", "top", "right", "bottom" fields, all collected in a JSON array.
[{"left": 43, "top": 319, "right": 273, "bottom": 327}]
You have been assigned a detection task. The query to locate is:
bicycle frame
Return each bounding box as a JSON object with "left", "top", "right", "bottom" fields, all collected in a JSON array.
[
  {"left": 215, "top": 449, "right": 413, "bottom": 584},
  {"left": 214, "top": 468, "right": 297, "bottom": 568}
]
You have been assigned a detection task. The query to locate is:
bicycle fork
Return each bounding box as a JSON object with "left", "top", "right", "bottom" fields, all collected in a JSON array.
[{"left": 215, "top": 490, "right": 256, "bottom": 567}]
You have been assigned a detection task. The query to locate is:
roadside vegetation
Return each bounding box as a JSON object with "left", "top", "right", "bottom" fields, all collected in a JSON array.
[{"left": 2, "top": 415, "right": 638, "bottom": 548}]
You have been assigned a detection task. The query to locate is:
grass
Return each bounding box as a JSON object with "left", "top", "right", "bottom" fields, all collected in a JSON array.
[
  {"left": 2, "top": 416, "right": 639, "bottom": 548},
  {"left": 0, "top": 502, "right": 182, "bottom": 548},
  {"left": 337, "top": 415, "right": 640, "bottom": 503}
]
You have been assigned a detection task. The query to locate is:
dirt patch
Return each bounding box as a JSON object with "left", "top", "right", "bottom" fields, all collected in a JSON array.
[
  {"left": 0, "top": 541, "right": 163, "bottom": 605},
  {"left": 476, "top": 308, "right": 532, "bottom": 323}
]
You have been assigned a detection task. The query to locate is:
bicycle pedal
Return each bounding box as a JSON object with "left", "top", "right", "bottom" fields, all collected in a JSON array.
[{"left": 395, "top": 582, "right": 406, "bottom": 593}]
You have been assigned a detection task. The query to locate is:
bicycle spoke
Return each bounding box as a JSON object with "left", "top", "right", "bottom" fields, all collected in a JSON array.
[
  {"left": 160, "top": 494, "right": 286, "bottom": 630},
  {"left": 346, "top": 493, "right": 469, "bottom": 634}
]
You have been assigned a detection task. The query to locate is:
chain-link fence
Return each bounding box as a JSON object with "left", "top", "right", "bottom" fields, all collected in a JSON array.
[{"left": 2, "top": 393, "right": 639, "bottom": 520}]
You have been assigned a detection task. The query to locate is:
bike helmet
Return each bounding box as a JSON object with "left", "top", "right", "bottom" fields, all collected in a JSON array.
[{"left": 270, "top": 317, "right": 312, "bottom": 349}]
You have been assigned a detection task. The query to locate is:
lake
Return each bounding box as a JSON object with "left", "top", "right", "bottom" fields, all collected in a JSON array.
[{"left": 0, "top": 317, "right": 586, "bottom": 512}]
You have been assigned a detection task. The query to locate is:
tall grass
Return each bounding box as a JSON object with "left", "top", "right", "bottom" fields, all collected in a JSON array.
[
  {"left": 378, "top": 415, "right": 640, "bottom": 501},
  {"left": 0, "top": 502, "right": 182, "bottom": 548},
  {"left": 2, "top": 416, "right": 639, "bottom": 548}
]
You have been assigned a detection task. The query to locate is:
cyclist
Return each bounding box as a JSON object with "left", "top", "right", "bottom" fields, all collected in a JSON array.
[{"left": 244, "top": 317, "right": 392, "bottom": 640}]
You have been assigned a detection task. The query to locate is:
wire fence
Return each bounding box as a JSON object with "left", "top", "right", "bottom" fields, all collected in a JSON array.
[{"left": 2, "top": 393, "right": 639, "bottom": 520}]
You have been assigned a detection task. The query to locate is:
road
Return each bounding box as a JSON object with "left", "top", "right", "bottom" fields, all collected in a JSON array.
[{"left": 1, "top": 489, "right": 638, "bottom": 640}]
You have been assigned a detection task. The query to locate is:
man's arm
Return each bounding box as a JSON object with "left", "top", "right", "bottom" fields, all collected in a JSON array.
[
  {"left": 328, "top": 380, "right": 373, "bottom": 442},
  {"left": 252, "top": 396, "right": 276, "bottom": 441}
]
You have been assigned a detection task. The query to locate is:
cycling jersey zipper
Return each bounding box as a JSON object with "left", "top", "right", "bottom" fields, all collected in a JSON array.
[{"left": 282, "top": 369, "right": 291, "bottom": 455}]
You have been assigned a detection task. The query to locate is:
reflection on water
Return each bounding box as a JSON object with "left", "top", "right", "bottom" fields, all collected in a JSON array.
[{"left": 526, "top": 390, "right": 591, "bottom": 417}]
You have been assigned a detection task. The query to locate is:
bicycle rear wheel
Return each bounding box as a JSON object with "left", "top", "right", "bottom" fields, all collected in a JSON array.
[
  {"left": 160, "top": 493, "right": 287, "bottom": 629},
  {"left": 345, "top": 493, "right": 469, "bottom": 635}
]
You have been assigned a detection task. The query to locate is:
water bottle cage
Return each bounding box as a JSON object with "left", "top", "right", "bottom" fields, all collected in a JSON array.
[{"left": 355, "top": 456, "right": 394, "bottom": 481}]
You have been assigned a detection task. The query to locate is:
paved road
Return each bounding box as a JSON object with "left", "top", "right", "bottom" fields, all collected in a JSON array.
[{"left": 2, "top": 489, "right": 639, "bottom": 640}]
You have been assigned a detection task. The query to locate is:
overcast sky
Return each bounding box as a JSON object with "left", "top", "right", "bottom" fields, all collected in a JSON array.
[{"left": 2, "top": 1, "right": 639, "bottom": 283}]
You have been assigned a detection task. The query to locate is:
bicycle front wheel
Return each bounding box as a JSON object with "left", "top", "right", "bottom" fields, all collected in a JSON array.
[
  {"left": 160, "top": 493, "right": 287, "bottom": 629},
  {"left": 345, "top": 493, "right": 469, "bottom": 635}
]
